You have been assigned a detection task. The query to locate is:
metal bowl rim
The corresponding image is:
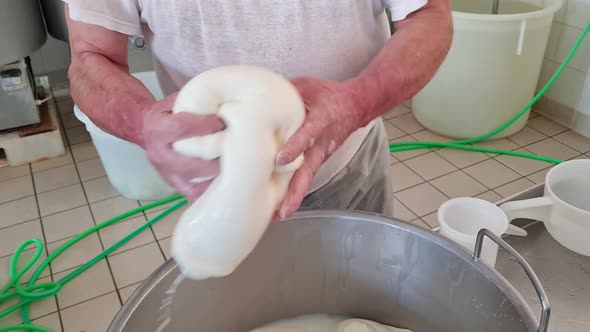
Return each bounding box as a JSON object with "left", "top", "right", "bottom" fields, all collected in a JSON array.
[{"left": 107, "top": 209, "right": 538, "bottom": 331}]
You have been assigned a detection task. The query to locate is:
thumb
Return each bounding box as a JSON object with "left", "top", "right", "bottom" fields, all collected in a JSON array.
[{"left": 152, "top": 92, "right": 178, "bottom": 114}]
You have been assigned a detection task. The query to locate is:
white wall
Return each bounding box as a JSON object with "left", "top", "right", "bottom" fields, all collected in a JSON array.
[{"left": 537, "top": 0, "right": 590, "bottom": 121}]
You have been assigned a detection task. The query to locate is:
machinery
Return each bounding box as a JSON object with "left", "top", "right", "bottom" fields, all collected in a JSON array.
[
  {"left": 40, "top": 0, "right": 68, "bottom": 42},
  {"left": 0, "top": 0, "right": 48, "bottom": 131}
]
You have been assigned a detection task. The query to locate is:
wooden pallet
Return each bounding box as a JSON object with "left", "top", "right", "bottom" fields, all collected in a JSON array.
[{"left": 0, "top": 90, "right": 66, "bottom": 167}]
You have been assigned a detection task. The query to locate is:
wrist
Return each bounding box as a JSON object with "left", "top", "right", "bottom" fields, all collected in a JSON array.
[
  {"left": 126, "top": 101, "right": 154, "bottom": 148},
  {"left": 342, "top": 75, "right": 381, "bottom": 127}
]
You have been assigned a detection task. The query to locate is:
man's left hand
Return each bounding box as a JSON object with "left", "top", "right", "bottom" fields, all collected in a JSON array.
[{"left": 274, "top": 77, "right": 367, "bottom": 221}]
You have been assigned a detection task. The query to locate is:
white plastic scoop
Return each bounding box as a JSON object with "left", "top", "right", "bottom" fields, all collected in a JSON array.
[{"left": 438, "top": 197, "right": 527, "bottom": 267}]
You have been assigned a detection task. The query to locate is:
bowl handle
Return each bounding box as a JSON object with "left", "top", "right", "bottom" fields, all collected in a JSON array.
[{"left": 473, "top": 229, "right": 550, "bottom": 332}]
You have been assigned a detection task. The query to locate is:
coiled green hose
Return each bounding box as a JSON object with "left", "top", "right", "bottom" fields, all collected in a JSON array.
[
  {"left": 0, "top": 195, "right": 186, "bottom": 332},
  {"left": 1, "top": 21, "right": 588, "bottom": 332}
]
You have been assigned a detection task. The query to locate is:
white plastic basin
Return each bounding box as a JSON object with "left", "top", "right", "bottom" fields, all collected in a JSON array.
[
  {"left": 74, "top": 71, "right": 176, "bottom": 201},
  {"left": 412, "top": 0, "right": 563, "bottom": 139}
]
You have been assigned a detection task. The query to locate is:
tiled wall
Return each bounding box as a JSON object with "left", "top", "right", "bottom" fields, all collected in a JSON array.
[{"left": 537, "top": 0, "right": 590, "bottom": 137}]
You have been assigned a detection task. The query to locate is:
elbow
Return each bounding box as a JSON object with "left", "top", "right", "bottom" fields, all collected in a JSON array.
[
  {"left": 441, "top": 19, "right": 454, "bottom": 62},
  {"left": 67, "top": 56, "right": 80, "bottom": 85},
  {"left": 440, "top": 1, "right": 454, "bottom": 57},
  {"left": 443, "top": 13, "right": 454, "bottom": 53},
  {"left": 67, "top": 51, "right": 88, "bottom": 98},
  {"left": 424, "top": 2, "right": 453, "bottom": 66},
  {"left": 67, "top": 55, "right": 81, "bottom": 97}
]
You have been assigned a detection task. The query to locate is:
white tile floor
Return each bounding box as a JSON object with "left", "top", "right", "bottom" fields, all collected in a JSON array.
[{"left": 0, "top": 95, "right": 589, "bottom": 331}]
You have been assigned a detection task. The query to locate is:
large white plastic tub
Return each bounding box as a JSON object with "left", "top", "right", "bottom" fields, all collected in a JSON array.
[
  {"left": 74, "top": 71, "right": 176, "bottom": 201},
  {"left": 412, "top": 0, "right": 563, "bottom": 139}
]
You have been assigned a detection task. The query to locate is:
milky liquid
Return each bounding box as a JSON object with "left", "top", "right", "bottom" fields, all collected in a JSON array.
[
  {"left": 452, "top": 0, "right": 543, "bottom": 14},
  {"left": 250, "top": 314, "right": 412, "bottom": 332},
  {"left": 155, "top": 273, "right": 186, "bottom": 332}
]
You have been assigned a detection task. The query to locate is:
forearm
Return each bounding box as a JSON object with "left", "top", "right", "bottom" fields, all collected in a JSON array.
[
  {"left": 69, "top": 53, "right": 154, "bottom": 146},
  {"left": 348, "top": 0, "right": 453, "bottom": 125}
]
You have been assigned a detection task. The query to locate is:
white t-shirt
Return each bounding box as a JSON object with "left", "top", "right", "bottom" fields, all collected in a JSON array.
[{"left": 64, "top": 0, "right": 426, "bottom": 193}]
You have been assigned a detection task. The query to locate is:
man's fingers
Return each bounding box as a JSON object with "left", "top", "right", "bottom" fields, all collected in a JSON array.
[
  {"left": 270, "top": 211, "right": 281, "bottom": 224},
  {"left": 166, "top": 175, "right": 212, "bottom": 202},
  {"left": 169, "top": 112, "right": 226, "bottom": 141},
  {"left": 151, "top": 145, "right": 221, "bottom": 178},
  {"left": 150, "top": 93, "right": 178, "bottom": 113},
  {"left": 279, "top": 145, "right": 325, "bottom": 218},
  {"left": 185, "top": 180, "right": 214, "bottom": 202},
  {"left": 276, "top": 116, "right": 323, "bottom": 166}
]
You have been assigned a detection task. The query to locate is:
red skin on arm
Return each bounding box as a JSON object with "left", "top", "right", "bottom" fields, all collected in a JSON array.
[
  {"left": 276, "top": 0, "right": 454, "bottom": 219},
  {"left": 66, "top": 4, "right": 154, "bottom": 146},
  {"left": 66, "top": 4, "right": 223, "bottom": 200}
]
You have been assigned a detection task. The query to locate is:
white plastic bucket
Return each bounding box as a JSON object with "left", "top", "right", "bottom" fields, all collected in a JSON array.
[
  {"left": 412, "top": 0, "right": 563, "bottom": 139},
  {"left": 74, "top": 71, "right": 176, "bottom": 201}
]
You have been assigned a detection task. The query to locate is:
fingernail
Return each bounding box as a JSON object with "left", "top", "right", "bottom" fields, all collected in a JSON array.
[
  {"left": 279, "top": 207, "right": 287, "bottom": 219},
  {"left": 276, "top": 152, "right": 291, "bottom": 166},
  {"left": 328, "top": 140, "right": 336, "bottom": 154}
]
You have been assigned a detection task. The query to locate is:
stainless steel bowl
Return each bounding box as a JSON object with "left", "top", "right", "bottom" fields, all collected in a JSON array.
[{"left": 108, "top": 211, "right": 549, "bottom": 332}]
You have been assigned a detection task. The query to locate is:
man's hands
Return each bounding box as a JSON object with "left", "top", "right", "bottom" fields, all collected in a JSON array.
[
  {"left": 141, "top": 93, "right": 225, "bottom": 201},
  {"left": 274, "top": 77, "right": 367, "bottom": 220},
  {"left": 141, "top": 78, "right": 366, "bottom": 219},
  {"left": 273, "top": 0, "right": 453, "bottom": 221}
]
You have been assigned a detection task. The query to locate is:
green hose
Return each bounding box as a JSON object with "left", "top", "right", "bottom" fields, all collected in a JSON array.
[
  {"left": 389, "top": 22, "right": 590, "bottom": 165},
  {"left": 0, "top": 195, "right": 186, "bottom": 332},
  {"left": 1, "top": 21, "right": 588, "bottom": 332}
]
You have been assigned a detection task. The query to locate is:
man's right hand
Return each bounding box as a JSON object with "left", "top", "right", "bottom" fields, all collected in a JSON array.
[{"left": 140, "top": 93, "right": 225, "bottom": 201}]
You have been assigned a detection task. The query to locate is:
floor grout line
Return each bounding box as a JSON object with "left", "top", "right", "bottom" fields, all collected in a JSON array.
[
  {"left": 33, "top": 191, "right": 130, "bottom": 220},
  {"left": 43, "top": 232, "right": 159, "bottom": 267},
  {"left": 31, "top": 162, "right": 77, "bottom": 175},
  {"left": 28, "top": 162, "right": 65, "bottom": 331},
  {"left": 35, "top": 214, "right": 148, "bottom": 248},
  {"left": 0, "top": 215, "right": 41, "bottom": 233},
  {"left": 393, "top": 159, "right": 451, "bottom": 218},
  {"left": 59, "top": 108, "right": 126, "bottom": 315},
  {"left": 78, "top": 181, "right": 125, "bottom": 308},
  {"left": 51, "top": 102, "right": 78, "bottom": 331},
  {"left": 394, "top": 158, "right": 491, "bottom": 195},
  {"left": 144, "top": 209, "right": 168, "bottom": 260},
  {"left": 429, "top": 171, "right": 491, "bottom": 199},
  {"left": 0, "top": 173, "right": 32, "bottom": 186},
  {"left": 505, "top": 125, "right": 547, "bottom": 146},
  {"left": 108, "top": 238, "right": 158, "bottom": 258},
  {"left": 28, "top": 164, "right": 50, "bottom": 264},
  {"left": 57, "top": 290, "right": 119, "bottom": 313},
  {"left": 391, "top": 194, "right": 426, "bottom": 226},
  {"left": 1, "top": 192, "right": 171, "bottom": 253},
  {"left": 433, "top": 148, "right": 492, "bottom": 168},
  {"left": 34, "top": 182, "right": 82, "bottom": 197},
  {"left": 39, "top": 201, "right": 88, "bottom": 220}
]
